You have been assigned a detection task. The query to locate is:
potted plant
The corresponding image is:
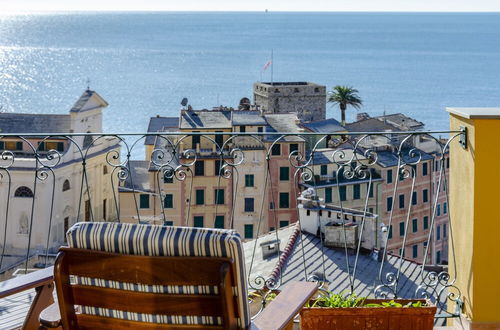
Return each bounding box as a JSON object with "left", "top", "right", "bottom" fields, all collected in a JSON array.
[{"left": 300, "top": 292, "right": 436, "bottom": 330}]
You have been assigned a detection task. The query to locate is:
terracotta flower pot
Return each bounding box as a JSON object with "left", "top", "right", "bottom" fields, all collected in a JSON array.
[{"left": 300, "top": 299, "right": 436, "bottom": 330}]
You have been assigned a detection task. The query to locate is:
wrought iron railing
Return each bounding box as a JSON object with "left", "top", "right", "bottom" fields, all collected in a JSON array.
[{"left": 0, "top": 130, "right": 464, "bottom": 324}]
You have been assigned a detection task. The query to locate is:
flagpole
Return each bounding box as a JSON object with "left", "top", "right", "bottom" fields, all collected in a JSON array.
[{"left": 271, "top": 49, "right": 274, "bottom": 85}]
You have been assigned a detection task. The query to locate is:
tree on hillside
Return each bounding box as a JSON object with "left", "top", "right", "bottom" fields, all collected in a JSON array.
[{"left": 327, "top": 86, "right": 363, "bottom": 126}]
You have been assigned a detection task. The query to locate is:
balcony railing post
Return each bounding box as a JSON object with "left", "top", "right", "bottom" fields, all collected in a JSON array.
[{"left": 447, "top": 107, "right": 500, "bottom": 328}]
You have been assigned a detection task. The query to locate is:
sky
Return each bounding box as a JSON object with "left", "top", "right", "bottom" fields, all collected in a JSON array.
[{"left": 1, "top": 0, "right": 500, "bottom": 12}]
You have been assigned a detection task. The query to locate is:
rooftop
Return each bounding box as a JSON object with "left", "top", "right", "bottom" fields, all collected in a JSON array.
[
  {"left": 0, "top": 113, "right": 70, "bottom": 134},
  {"left": 179, "top": 109, "right": 232, "bottom": 129}
]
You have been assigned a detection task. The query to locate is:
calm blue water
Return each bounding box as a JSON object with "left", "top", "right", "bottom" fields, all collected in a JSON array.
[{"left": 1, "top": 12, "right": 500, "bottom": 135}]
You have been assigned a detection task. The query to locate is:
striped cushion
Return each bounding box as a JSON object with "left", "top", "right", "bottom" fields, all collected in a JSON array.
[{"left": 66, "top": 222, "right": 250, "bottom": 328}]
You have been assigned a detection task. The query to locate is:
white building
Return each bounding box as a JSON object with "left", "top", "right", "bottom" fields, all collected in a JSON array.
[{"left": 0, "top": 90, "right": 120, "bottom": 272}]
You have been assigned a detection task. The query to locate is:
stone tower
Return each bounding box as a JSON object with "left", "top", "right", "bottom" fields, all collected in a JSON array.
[{"left": 253, "top": 82, "right": 326, "bottom": 122}]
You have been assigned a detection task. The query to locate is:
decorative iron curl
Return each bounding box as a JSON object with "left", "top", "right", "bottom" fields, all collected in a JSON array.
[
  {"left": 116, "top": 166, "right": 130, "bottom": 181},
  {"left": 248, "top": 275, "right": 281, "bottom": 291},
  {"left": 225, "top": 148, "right": 245, "bottom": 167},
  {"left": 0, "top": 150, "right": 15, "bottom": 169},
  {"left": 151, "top": 148, "right": 175, "bottom": 167},
  {"left": 374, "top": 272, "right": 398, "bottom": 299},
  {"left": 179, "top": 149, "right": 197, "bottom": 167},
  {"left": 106, "top": 149, "right": 126, "bottom": 168},
  {"left": 36, "top": 169, "right": 50, "bottom": 181},
  {"left": 37, "top": 149, "right": 63, "bottom": 168},
  {"left": 288, "top": 149, "right": 305, "bottom": 169}
]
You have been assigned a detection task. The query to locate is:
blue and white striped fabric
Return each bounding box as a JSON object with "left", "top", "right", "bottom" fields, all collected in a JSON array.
[{"left": 66, "top": 222, "right": 250, "bottom": 328}]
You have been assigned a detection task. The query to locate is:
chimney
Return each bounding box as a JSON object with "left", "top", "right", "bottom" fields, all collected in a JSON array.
[{"left": 356, "top": 112, "right": 370, "bottom": 122}]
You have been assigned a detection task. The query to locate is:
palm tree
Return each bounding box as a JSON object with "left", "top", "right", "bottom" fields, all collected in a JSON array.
[{"left": 327, "top": 86, "right": 363, "bottom": 126}]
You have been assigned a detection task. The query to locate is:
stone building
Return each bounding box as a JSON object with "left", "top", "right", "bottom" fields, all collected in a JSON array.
[{"left": 253, "top": 82, "right": 326, "bottom": 122}]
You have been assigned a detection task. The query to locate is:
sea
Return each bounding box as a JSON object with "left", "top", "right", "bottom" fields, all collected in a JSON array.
[{"left": 1, "top": 12, "right": 499, "bottom": 150}]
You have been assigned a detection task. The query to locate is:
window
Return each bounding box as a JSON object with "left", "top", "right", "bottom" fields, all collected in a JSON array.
[
  {"left": 139, "top": 194, "right": 150, "bottom": 208},
  {"left": 388, "top": 225, "right": 393, "bottom": 239},
  {"left": 423, "top": 163, "right": 428, "bottom": 176},
  {"left": 270, "top": 202, "right": 274, "bottom": 209},
  {"left": 62, "top": 180, "right": 70, "bottom": 192},
  {"left": 279, "top": 220, "right": 289, "bottom": 228},
  {"left": 423, "top": 241, "right": 428, "bottom": 248},
  {"left": 411, "top": 164, "right": 417, "bottom": 178},
  {"left": 214, "top": 189, "right": 224, "bottom": 205},
  {"left": 14, "top": 186, "right": 33, "bottom": 198},
  {"left": 423, "top": 216, "right": 429, "bottom": 230},
  {"left": 195, "top": 161, "right": 204, "bottom": 176},
  {"left": 215, "top": 215, "right": 224, "bottom": 229},
  {"left": 245, "top": 174, "right": 254, "bottom": 187},
  {"left": 244, "top": 198, "right": 254, "bottom": 212},
  {"left": 412, "top": 245, "right": 418, "bottom": 258},
  {"left": 325, "top": 188, "right": 332, "bottom": 203},
  {"left": 443, "top": 223, "right": 447, "bottom": 238},
  {"left": 64, "top": 217, "right": 69, "bottom": 242},
  {"left": 399, "top": 222, "right": 405, "bottom": 236},
  {"left": 437, "top": 204, "right": 441, "bottom": 216},
  {"left": 399, "top": 194, "right": 405, "bottom": 209},
  {"left": 164, "top": 194, "right": 173, "bottom": 208},
  {"left": 387, "top": 169, "right": 393, "bottom": 184},
  {"left": 240, "top": 126, "right": 246, "bottom": 133},
  {"left": 280, "top": 167, "right": 289, "bottom": 181},
  {"left": 215, "top": 131, "right": 223, "bottom": 147},
  {"left": 289, "top": 144, "right": 298, "bottom": 153},
  {"left": 353, "top": 184, "right": 360, "bottom": 200},
  {"left": 279, "top": 192, "right": 289, "bottom": 208},
  {"left": 435, "top": 160, "right": 439, "bottom": 171},
  {"left": 412, "top": 218, "right": 418, "bottom": 233},
  {"left": 387, "top": 197, "right": 393, "bottom": 212},
  {"left": 412, "top": 191, "right": 417, "bottom": 205},
  {"left": 194, "top": 216, "right": 204, "bottom": 228},
  {"left": 257, "top": 127, "right": 263, "bottom": 133},
  {"left": 423, "top": 189, "right": 429, "bottom": 203},
  {"left": 164, "top": 175, "right": 173, "bottom": 183},
  {"left": 195, "top": 189, "right": 204, "bottom": 205},
  {"left": 103, "top": 165, "right": 108, "bottom": 175},
  {"left": 446, "top": 158, "right": 450, "bottom": 169},
  {"left": 192, "top": 133, "right": 200, "bottom": 149},
  {"left": 271, "top": 144, "right": 281, "bottom": 156},
  {"left": 103, "top": 199, "right": 107, "bottom": 220},
  {"left": 436, "top": 251, "right": 441, "bottom": 264},
  {"left": 214, "top": 160, "right": 222, "bottom": 176},
  {"left": 368, "top": 183, "right": 373, "bottom": 198},
  {"left": 244, "top": 224, "right": 253, "bottom": 239},
  {"left": 339, "top": 186, "right": 347, "bottom": 201},
  {"left": 437, "top": 225, "right": 441, "bottom": 240},
  {"left": 320, "top": 165, "right": 327, "bottom": 176},
  {"left": 443, "top": 202, "right": 447, "bottom": 214},
  {"left": 164, "top": 221, "right": 174, "bottom": 226}
]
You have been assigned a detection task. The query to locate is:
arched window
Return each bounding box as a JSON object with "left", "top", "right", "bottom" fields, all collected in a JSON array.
[
  {"left": 62, "top": 180, "right": 70, "bottom": 192},
  {"left": 14, "top": 186, "right": 34, "bottom": 198}
]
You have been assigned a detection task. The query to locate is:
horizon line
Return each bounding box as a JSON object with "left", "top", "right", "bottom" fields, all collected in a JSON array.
[{"left": 2, "top": 10, "right": 500, "bottom": 14}]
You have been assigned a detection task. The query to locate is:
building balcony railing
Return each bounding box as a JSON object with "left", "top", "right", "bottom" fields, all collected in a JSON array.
[{"left": 0, "top": 125, "right": 484, "bottom": 329}]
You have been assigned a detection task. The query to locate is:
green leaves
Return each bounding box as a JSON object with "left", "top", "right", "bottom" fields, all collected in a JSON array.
[{"left": 308, "top": 294, "right": 427, "bottom": 308}]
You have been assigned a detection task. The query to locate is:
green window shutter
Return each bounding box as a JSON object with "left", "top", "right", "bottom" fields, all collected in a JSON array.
[
  {"left": 279, "top": 220, "right": 289, "bottom": 228},
  {"left": 0, "top": 141, "right": 4, "bottom": 149},
  {"left": 57, "top": 142, "right": 64, "bottom": 152},
  {"left": 387, "top": 197, "right": 393, "bottom": 211},
  {"left": 387, "top": 169, "right": 393, "bottom": 184},
  {"left": 325, "top": 188, "right": 332, "bottom": 203},
  {"left": 271, "top": 144, "right": 280, "bottom": 156},
  {"left": 399, "top": 222, "right": 405, "bottom": 236},
  {"left": 195, "top": 189, "right": 204, "bottom": 205},
  {"left": 279, "top": 167, "right": 289, "bottom": 181},
  {"left": 195, "top": 161, "right": 204, "bottom": 176},
  {"left": 339, "top": 186, "right": 347, "bottom": 201},
  {"left": 244, "top": 198, "right": 254, "bottom": 212},
  {"left": 388, "top": 225, "right": 393, "bottom": 239},
  {"left": 412, "top": 245, "right": 418, "bottom": 258},
  {"left": 412, "top": 218, "right": 418, "bottom": 233},
  {"left": 215, "top": 189, "right": 224, "bottom": 205},
  {"left": 215, "top": 160, "right": 222, "bottom": 176},
  {"left": 16, "top": 141, "right": 23, "bottom": 150},
  {"left": 164, "top": 221, "right": 173, "bottom": 226},
  {"left": 279, "top": 192, "right": 289, "bottom": 208},
  {"left": 423, "top": 189, "right": 428, "bottom": 203},
  {"left": 368, "top": 183, "right": 373, "bottom": 198},
  {"left": 139, "top": 194, "right": 150, "bottom": 208},
  {"left": 320, "top": 165, "right": 327, "bottom": 175},
  {"left": 244, "top": 224, "right": 253, "bottom": 239},
  {"left": 215, "top": 216, "right": 224, "bottom": 229},
  {"left": 164, "top": 194, "right": 173, "bottom": 208},
  {"left": 38, "top": 141, "right": 46, "bottom": 151},
  {"left": 423, "top": 162, "right": 428, "bottom": 176},
  {"left": 399, "top": 194, "right": 405, "bottom": 208},
  {"left": 412, "top": 192, "right": 417, "bottom": 205},
  {"left": 353, "top": 184, "right": 360, "bottom": 200},
  {"left": 245, "top": 174, "right": 254, "bottom": 187},
  {"left": 423, "top": 216, "right": 429, "bottom": 229},
  {"left": 194, "top": 216, "right": 204, "bottom": 228}
]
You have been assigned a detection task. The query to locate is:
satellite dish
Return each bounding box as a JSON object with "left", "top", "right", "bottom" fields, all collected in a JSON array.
[{"left": 181, "top": 98, "right": 188, "bottom": 107}]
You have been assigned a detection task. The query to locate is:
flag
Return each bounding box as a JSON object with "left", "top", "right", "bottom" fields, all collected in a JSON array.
[{"left": 261, "top": 60, "right": 272, "bottom": 72}]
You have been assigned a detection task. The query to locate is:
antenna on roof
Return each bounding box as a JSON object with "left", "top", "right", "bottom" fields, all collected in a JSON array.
[
  {"left": 86, "top": 78, "right": 91, "bottom": 91},
  {"left": 181, "top": 97, "right": 188, "bottom": 110}
]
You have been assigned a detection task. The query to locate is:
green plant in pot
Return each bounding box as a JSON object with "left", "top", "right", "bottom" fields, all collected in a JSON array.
[{"left": 301, "top": 291, "right": 436, "bottom": 330}]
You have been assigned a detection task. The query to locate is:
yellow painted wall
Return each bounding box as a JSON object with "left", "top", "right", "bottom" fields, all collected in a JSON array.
[{"left": 449, "top": 113, "right": 500, "bottom": 324}]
